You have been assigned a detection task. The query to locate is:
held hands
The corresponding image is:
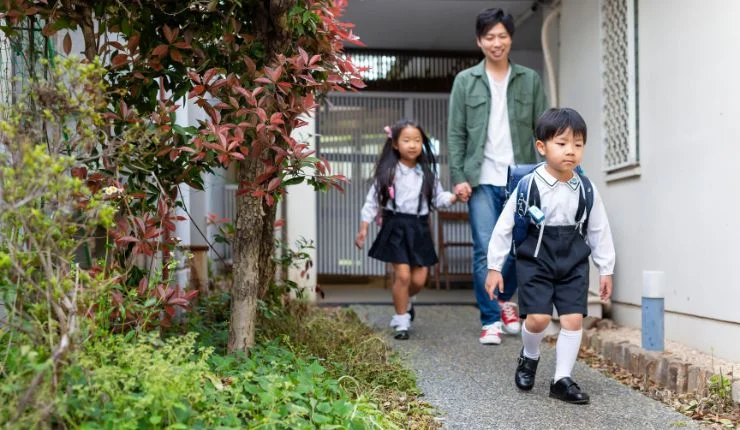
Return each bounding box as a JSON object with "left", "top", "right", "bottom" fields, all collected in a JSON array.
[
  {"left": 454, "top": 182, "right": 472, "bottom": 203},
  {"left": 600, "top": 275, "right": 613, "bottom": 302},
  {"left": 485, "top": 270, "right": 504, "bottom": 300}
]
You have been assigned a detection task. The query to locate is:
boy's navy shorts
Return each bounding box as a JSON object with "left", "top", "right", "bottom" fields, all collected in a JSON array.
[{"left": 515, "top": 225, "right": 591, "bottom": 318}]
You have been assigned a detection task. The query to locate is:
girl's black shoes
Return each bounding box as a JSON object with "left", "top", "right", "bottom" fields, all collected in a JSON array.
[{"left": 394, "top": 329, "right": 410, "bottom": 340}]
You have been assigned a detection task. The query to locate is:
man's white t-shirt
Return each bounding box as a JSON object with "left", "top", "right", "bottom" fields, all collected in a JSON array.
[{"left": 479, "top": 67, "right": 514, "bottom": 186}]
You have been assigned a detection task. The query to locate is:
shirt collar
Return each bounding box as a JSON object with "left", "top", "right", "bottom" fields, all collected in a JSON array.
[
  {"left": 397, "top": 162, "right": 422, "bottom": 176},
  {"left": 535, "top": 164, "right": 581, "bottom": 191}
]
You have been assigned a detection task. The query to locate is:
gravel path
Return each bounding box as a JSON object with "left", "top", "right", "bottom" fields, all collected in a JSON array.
[{"left": 352, "top": 304, "right": 699, "bottom": 430}]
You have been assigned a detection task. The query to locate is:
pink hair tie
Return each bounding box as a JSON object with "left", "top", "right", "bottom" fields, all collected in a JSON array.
[
  {"left": 383, "top": 126, "right": 392, "bottom": 139},
  {"left": 388, "top": 185, "right": 395, "bottom": 200}
]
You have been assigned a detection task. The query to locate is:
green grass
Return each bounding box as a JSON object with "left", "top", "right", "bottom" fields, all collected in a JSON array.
[
  {"left": 1, "top": 294, "right": 439, "bottom": 429},
  {"left": 257, "top": 302, "right": 439, "bottom": 429}
]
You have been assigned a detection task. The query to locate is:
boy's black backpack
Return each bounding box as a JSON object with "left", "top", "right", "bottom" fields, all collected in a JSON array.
[{"left": 506, "top": 163, "right": 594, "bottom": 248}]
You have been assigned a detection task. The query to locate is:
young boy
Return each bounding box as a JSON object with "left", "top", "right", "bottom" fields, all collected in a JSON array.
[{"left": 485, "top": 108, "right": 615, "bottom": 404}]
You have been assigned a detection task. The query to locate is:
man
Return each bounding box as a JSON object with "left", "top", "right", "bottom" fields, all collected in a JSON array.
[{"left": 447, "top": 8, "right": 548, "bottom": 345}]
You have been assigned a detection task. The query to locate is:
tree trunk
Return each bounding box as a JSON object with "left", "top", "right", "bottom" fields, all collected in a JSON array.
[
  {"left": 228, "top": 154, "right": 276, "bottom": 353},
  {"left": 226, "top": 0, "right": 293, "bottom": 354}
]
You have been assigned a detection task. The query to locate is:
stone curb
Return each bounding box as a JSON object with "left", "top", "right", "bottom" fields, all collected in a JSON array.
[{"left": 579, "top": 319, "right": 733, "bottom": 400}]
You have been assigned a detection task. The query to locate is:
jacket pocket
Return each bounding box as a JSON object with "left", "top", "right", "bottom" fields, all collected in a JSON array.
[
  {"left": 466, "top": 96, "right": 487, "bottom": 140},
  {"left": 465, "top": 95, "right": 487, "bottom": 121},
  {"left": 513, "top": 94, "right": 533, "bottom": 124}
]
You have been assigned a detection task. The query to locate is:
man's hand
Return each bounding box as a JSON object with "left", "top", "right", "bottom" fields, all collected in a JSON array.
[
  {"left": 454, "top": 182, "right": 472, "bottom": 203},
  {"left": 600, "top": 275, "right": 613, "bottom": 302},
  {"left": 485, "top": 270, "right": 504, "bottom": 300}
]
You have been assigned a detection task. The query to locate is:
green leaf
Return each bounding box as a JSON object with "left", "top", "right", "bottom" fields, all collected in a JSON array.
[
  {"left": 281, "top": 177, "right": 304, "bottom": 187},
  {"left": 312, "top": 412, "right": 330, "bottom": 424}
]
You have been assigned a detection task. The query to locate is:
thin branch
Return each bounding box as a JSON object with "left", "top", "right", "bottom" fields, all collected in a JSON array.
[{"left": 176, "top": 184, "right": 228, "bottom": 264}]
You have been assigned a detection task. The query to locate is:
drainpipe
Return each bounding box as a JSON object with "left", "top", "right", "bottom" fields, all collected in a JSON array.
[
  {"left": 541, "top": 3, "right": 561, "bottom": 108},
  {"left": 515, "top": 2, "right": 540, "bottom": 28}
]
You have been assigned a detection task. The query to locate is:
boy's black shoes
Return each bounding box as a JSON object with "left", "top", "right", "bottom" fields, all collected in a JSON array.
[
  {"left": 408, "top": 303, "right": 415, "bottom": 322},
  {"left": 394, "top": 329, "right": 409, "bottom": 340},
  {"left": 549, "top": 377, "right": 590, "bottom": 404},
  {"left": 515, "top": 348, "right": 539, "bottom": 391}
]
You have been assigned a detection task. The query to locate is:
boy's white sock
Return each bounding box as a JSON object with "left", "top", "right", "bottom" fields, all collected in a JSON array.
[
  {"left": 554, "top": 328, "right": 583, "bottom": 382},
  {"left": 521, "top": 322, "right": 546, "bottom": 359},
  {"left": 389, "top": 313, "right": 411, "bottom": 331}
]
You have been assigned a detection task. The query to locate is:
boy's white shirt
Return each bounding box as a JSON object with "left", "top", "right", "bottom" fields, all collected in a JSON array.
[
  {"left": 487, "top": 164, "right": 616, "bottom": 276},
  {"left": 360, "top": 162, "right": 454, "bottom": 224}
]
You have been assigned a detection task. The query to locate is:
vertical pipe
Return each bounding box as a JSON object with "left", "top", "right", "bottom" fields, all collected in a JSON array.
[{"left": 642, "top": 270, "right": 665, "bottom": 351}]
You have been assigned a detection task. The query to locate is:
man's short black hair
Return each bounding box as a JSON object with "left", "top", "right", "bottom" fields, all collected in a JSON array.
[
  {"left": 535, "top": 108, "right": 588, "bottom": 143},
  {"left": 476, "top": 8, "right": 515, "bottom": 39}
]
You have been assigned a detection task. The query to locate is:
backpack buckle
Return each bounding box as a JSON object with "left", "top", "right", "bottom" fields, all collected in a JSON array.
[{"left": 527, "top": 206, "right": 545, "bottom": 225}]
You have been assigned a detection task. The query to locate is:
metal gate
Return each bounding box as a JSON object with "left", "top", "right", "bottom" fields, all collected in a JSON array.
[{"left": 316, "top": 92, "right": 471, "bottom": 276}]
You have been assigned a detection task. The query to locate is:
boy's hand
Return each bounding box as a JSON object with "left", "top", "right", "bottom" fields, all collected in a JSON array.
[
  {"left": 485, "top": 270, "right": 504, "bottom": 300},
  {"left": 355, "top": 230, "right": 367, "bottom": 249},
  {"left": 449, "top": 194, "right": 458, "bottom": 205},
  {"left": 600, "top": 275, "right": 613, "bottom": 301}
]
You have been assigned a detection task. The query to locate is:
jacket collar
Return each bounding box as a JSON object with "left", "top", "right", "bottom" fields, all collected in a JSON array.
[{"left": 471, "top": 59, "right": 526, "bottom": 82}]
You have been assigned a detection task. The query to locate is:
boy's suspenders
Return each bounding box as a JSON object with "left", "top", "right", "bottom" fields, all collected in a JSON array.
[{"left": 512, "top": 171, "right": 594, "bottom": 249}]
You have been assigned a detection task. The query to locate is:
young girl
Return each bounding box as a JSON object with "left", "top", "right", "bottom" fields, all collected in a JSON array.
[{"left": 355, "top": 119, "right": 457, "bottom": 340}]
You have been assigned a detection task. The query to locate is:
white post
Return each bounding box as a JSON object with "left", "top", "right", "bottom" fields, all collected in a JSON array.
[
  {"left": 286, "top": 111, "right": 318, "bottom": 302},
  {"left": 642, "top": 270, "right": 666, "bottom": 351}
]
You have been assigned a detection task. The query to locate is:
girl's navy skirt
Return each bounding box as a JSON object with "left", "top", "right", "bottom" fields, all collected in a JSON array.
[{"left": 368, "top": 210, "right": 438, "bottom": 267}]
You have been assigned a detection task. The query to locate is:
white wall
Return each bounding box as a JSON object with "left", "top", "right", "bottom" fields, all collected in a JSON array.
[{"left": 559, "top": 0, "right": 740, "bottom": 362}]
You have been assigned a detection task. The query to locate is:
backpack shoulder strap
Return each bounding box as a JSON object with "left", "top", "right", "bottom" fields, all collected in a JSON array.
[
  {"left": 513, "top": 172, "right": 539, "bottom": 247},
  {"left": 515, "top": 172, "right": 536, "bottom": 217},
  {"left": 528, "top": 173, "right": 540, "bottom": 209},
  {"left": 575, "top": 173, "right": 594, "bottom": 232}
]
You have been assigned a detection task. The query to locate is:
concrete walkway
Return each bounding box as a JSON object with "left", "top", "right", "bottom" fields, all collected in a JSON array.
[{"left": 352, "top": 304, "right": 699, "bottom": 430}]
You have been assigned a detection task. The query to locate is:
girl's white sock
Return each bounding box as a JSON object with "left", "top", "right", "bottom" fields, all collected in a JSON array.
[
  {"left": 390, "top": 313, "right": 411, "bottom": 331},
  {"left": 554, "top": 328, "right": 583, "bottom": 382}
]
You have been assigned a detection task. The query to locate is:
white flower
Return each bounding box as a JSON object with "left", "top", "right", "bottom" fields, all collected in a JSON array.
[{"left": 103, "top": 186, "right": 122, "bottom": 196}]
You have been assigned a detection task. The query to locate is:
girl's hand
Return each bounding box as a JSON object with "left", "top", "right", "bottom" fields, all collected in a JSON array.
[
  {"left": 485, "top": 270, "right": 504, "bottom": 300},
  {"left": 355, "top": 230, "right": 367, "bottom": 249},
  {"left": 600, "top": 275, "right": 613, "bottom": 301},
  {"left": 449, "top": 193, "right": 458, "bottom": 205}
]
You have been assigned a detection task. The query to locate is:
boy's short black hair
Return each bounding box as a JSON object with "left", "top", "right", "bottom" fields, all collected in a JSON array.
[
  {"left": 535, "top": 108, "right": 588, "bottom": 143},
  {"left": 476, "top": 8, "right": 515, "bottom": 39}
]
